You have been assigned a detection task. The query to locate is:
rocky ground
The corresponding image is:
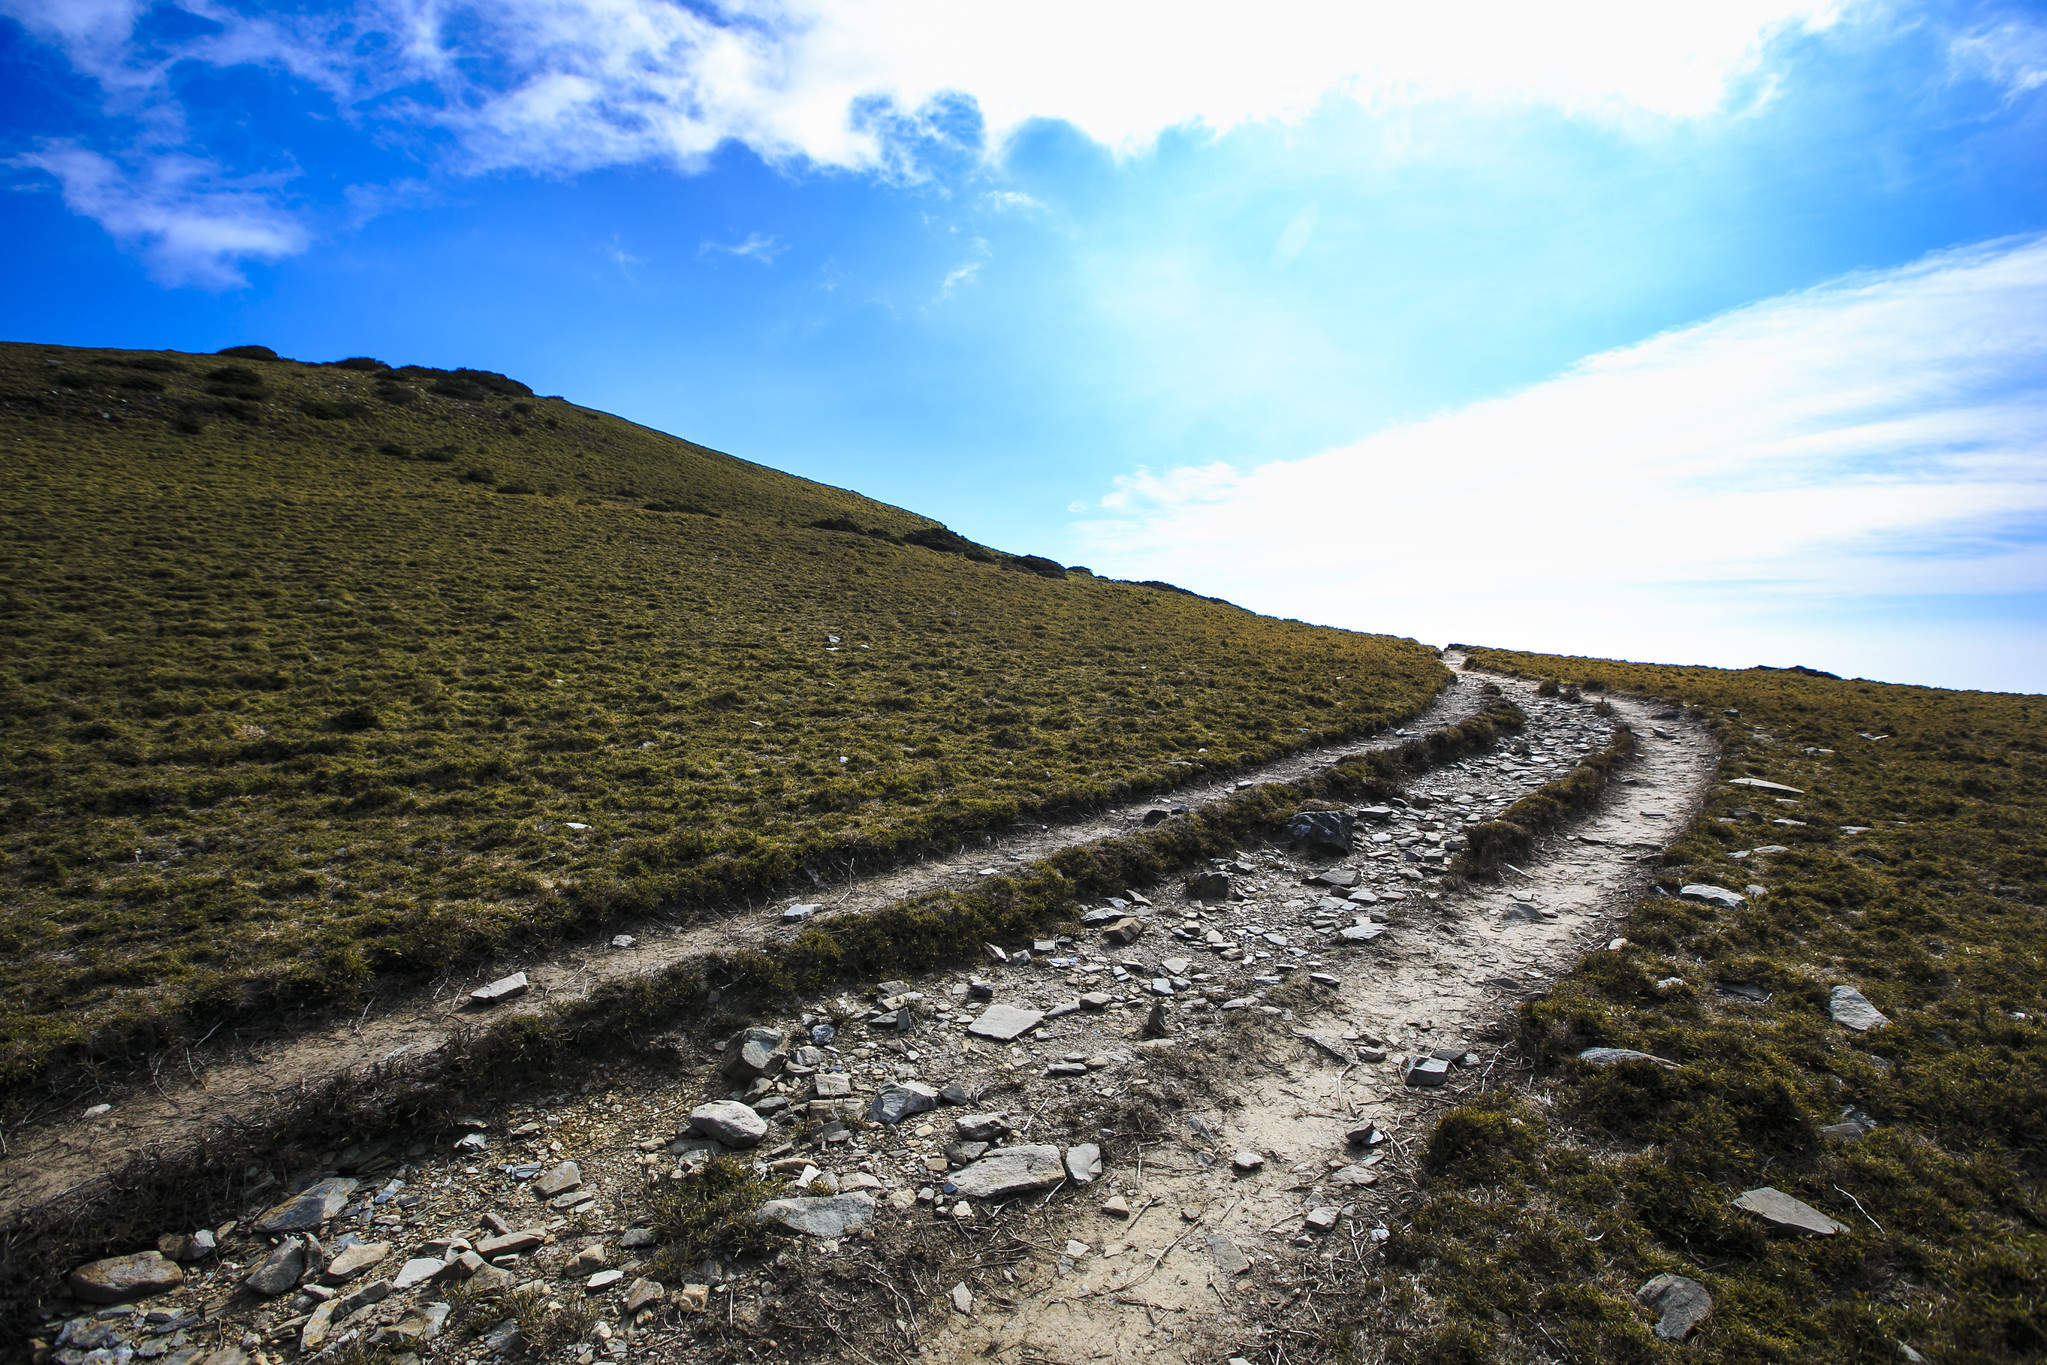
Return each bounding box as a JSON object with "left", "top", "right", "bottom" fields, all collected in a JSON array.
[{"left": 31, "top": 666, "right": 1724, "bottom": 1365}]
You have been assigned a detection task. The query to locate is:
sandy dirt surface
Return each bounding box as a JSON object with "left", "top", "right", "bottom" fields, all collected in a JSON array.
[{"left": 0, "top": 676, "right": 1489, "bottom": 1221}]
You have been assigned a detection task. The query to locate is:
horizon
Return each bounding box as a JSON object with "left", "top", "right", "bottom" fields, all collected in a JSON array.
[{"left": 4, "top": 0, "right": 2045, "bottom": 692}]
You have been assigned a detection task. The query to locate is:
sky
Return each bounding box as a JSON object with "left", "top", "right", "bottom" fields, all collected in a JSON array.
[{"left": 3, "top": 1, "right": 2046, "bottom": 691}]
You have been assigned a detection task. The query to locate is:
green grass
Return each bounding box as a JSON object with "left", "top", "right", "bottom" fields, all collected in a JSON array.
[
  {"left": 0, "top": 342, "right": 1448, "bottom": 1093},
  {"left": 1345, "top": 649, "right": 2047, "bottom": 1365}
]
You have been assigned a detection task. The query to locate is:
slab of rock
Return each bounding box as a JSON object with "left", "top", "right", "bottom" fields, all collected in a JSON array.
[
  {"left": 721, "top": 1027, "right": 787, "bottom": 1079},
  {"left": 391, "top": 1257, "right": 447, "bottom": 1290},
  {"left": 1100, "top": 917, "right": 1145, "bottom": 945},
  {"left": 243, "top": 1238, "right": 306, "bottom": 1296},
  {"left": 1404, "top": 1057, "right": 1451, "bottom": 1087},
  {"left": 1079, "top": 991, "right": 1115, "bottom": 1010},
  {"left": 470, "top": 972, "right": 528, "bottom": 1005},
  {"left": 1733, "top": 1187, "right": 1849, "bottom": 1236},
  {"left": 691, "top": 1101, "right": 769, "bottom": 1148},
  {"left": 1679, "top": 884, "right": 1745, "bottom": 909},
  {"left": 67, "top": 1250, "right": 185, "bottom": 1304},
  {"left": 951, "top": 1282, "right": 974, "bottom": 1314},
  {"left": 474, "top": 1228, "right": 545, "bottom": 1258},
  {"left": 1207, "top": 1233, "right": 1251, "bottom": 1275},
  {"left": 1728, "top": 778, "right": 1803, "bottom": 795},
  {"left": 967, "top": 1004, "right": 1044, "bottom": 1042},
  {"left": 1303, "top": 1207, "right": 1341, "bottom": 1233},
  {"left": 333, "top": 1276, "right": 392, "bottom": 1317},
  {"left": 868, "top": 1081, "right": 940, "bottom": 1124},
  {"left": 1186, "top": 871, "right": 1232, "bottom": 901},
  {"left": 1306, "top": 867, "right": 1359, "bottom": 888},
  {"left": 757, "top": 1193, "right": 876, "bottom": 1237},
  {"left": 321, "top": 1240, "right": 388, "bottom": 1283},
  {"left": 256, "top": 1177, "right": 359, "bottom": 1233},
  {"left": 157, "top": 1230, "right": 215, "bottom": 1262},
  {"left": 533, "top": 1161, "right": 582, "bottom": 1197},
  {"left": 948, "top": 1144, "right": 1065, "bottom": 1199},
  {"left": 300, "top": 1301, "right": 337, "bottom": 1352},
  {"left": 624, "top": 1277, "right": 665, "bottom": 1314},
  {"left": 1330, "top": 1164, "right": 1379, "bottom": 1187},
  {"left": 1636, "top": 1273, "right": 1712, "bottom": 1340},
  {"left": 955, "top": 1113, "right": 1011, "bottom": 1142},
  {"left": 1338, "top": 923, "right": 1384, "bottom": 944},
  {"left": 813, "top": 1072, "right": 852, "bottom": 1098},
  {"left": 1065, "top": 1144, "right": 1103, "bottom": 1183},
  {"left": 1829, "top": 986, "right": 1889, "bottom": 1031},
  {"left": 1231, "top": 1149, "right": 1265, "bottom": 1174}
]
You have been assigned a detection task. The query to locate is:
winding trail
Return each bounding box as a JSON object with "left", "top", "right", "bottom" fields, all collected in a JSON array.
[
  {"left": 0, "top": 676, "right": 1490, "bottom": 1220},
  {"left": 924, "top": 660, "right": 1721, "bottom": 1364}
]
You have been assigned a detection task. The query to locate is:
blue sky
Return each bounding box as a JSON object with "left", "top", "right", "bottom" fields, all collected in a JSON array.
[{"left": 4, "top": 1, "right": 2046, "bottom": 690}]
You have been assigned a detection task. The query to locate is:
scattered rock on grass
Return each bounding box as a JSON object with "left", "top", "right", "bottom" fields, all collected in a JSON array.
[
  {"left": 1829, "top": 985, "right": 1889, "bottom": 1031},
  {"left": 255, "top": 1177, "right": 359, "bottom": 1233},
  {"left": 1732, "top": 1187, "right": 1849, "bottom": 1236},
  {"left": 469, "top": 972, "right": 528, "bottom": 1005},
  {"left": 1636, "top": 1273, "right": 1713, "bottom": 1340}
]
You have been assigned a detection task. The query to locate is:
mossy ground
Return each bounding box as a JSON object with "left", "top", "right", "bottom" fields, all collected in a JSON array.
[
  {"left": 1337, "top": 650, "right": 2047, "bottom": 1365},
  {"left": 0, "top": 342, "right": 1447, "bottom": 1093}
]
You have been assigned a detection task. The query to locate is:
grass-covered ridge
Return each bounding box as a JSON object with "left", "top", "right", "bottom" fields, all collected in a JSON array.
[
  {"left": 0, "top": 341, "right": 1447, "bottom": 1090},
  {"left": 1362, "top": 649, "right": 2045, "bottom": 1365}
]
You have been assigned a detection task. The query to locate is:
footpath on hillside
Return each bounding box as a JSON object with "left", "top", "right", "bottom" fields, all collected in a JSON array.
[
  {"left": 0, "top": 678, "right": 1487, "bottom": 1220},
  {"left": 17, "top": 664, "right": 1721, "bottom": 1365}
]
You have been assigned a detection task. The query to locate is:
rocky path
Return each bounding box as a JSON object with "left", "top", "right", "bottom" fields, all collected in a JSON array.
[
  {"left": 0, "top": 677, "right": 1488, "bottom": 1221},
  {"left": 920, "top": 662, "right": 1720, "bottom": 1364}
]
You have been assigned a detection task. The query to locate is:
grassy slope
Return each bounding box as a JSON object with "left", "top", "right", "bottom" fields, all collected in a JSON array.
[
  {"left": 0, "top": 342, "right": 1447, "bottom": 1091},
  {"left": 1362, "top": 650, "right": 2045, "bottom": 1365}
]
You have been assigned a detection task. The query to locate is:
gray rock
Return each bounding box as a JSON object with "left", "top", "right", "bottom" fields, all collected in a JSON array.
[
  {"left": 1577, "top": 1048, "right": 1680, "bottom": 1070},
  {"left": 242, "top": 1239, "right": 306, "bottom": 1297},
  {"left": 1207, "top": 1233, "right": 1251, "bottom": 1274},
  {"left": 156, "top": 1230, "right": 214, "bottom": 1263},
  {"left": 1186, "top": 871, "right": 1232, "bottom": 901},
  {"left": 1079, "top": 992, "right": 1115, "bottom": 1010},
  {"left": 1404, "top": 1057, "right": 1451, "bottom": 1087},
  {"left": 813, "top": 1072, "right": 852, "bottom": 1098},
  {"left": 1330, "top": 1164, "right": 1379, "bottom": 1186},
  {"left": 948, "top": 1144, "right": 1065, "bottom": 1198},
  {"left": 624, "top": 1277, "right": 664, "bottom": 1314},
  {"left": 1732, "top": 1187, "right": 1849, "bottom": 1235},
  {"left": 619, "top": 1228, "right": 656, "bottom": 1249},
  {"left": 1303, "top": 1207, "right": 1340, "bottom": 1233},
  {"left": 867, "top": 1081, "right": 940, "bottom": 1124},
  {"left": 967, "top": 1004, "right": 1044, "bottom": 1042},
  {"left": 299, "top": 1300, "right": 338, "bottom": 1352},
  {"left": 1727, "top": 778, "right": 1803, "bottom": 795},
  {"left": 954, "top": 1113, "right": 1011, "bottom": 1142},
  {"left": 470, "top": 972, "right": 528, "bottom": 1005},
  {"left": 1288, "top": 810, "right": 1355, "bottom": 852},
  {"left": 1829, "top": 986, "right": 1889, "bottom": 1032},
  {"left": 68, "top": 1251, "right": 185, "bottom": 1304},
  {"left": 1064, "top": 1144, "right": 1103, "bottom": 1183},
  {"left": 691, "top": 1101, "right": 769, "bottom": 1148},
  {"left": 391, "top": 1257, "right": 446, "bottom": 1290},
  {"left": 950, "top": 1282, "right": 974, "bottom": 1314},
  {"left": 255, "top": 1177, "right": 359, "bottom": 1233},
  {"left": 480, "top": 1318, "right": 522, "bottom": 1355},
  {"left": 756, "top": 1193, "right": 876, "bottom": 1237},
  {"left": 782, "top": 904, "right": 819, "bottom": 923},
  {"left": 720, "top": 1027, "right": 787, "bottom": 1079},
  {"left": 474, "top": 1229, "right": 545, "bottom": 1257},
  {"left": 333, "top": 1276, "right": 392, "bottom": 1317},
  {"left": 1230, "top": 1149, "right": 1264, "bottom": 1174},
  {"left": 1679, "top": 884, "right": 1745, "bottom": 909},
  {"left": 1338, "top": 923, "right": 1384, "bottom": 944},
  {"left": 532, "top": 1161, "right": 582, "bottom": 1197},
  {"left": 1636, "top": 1273, "right": 1712, "bottom": 1340},
  {"left": 1100, "top": 917, "right": 1145, "bottom": 945}
]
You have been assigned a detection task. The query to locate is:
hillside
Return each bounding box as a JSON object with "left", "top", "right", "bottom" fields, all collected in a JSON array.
[{"left": 0, "top": 341, "right": 1448, "bottom": 1092}]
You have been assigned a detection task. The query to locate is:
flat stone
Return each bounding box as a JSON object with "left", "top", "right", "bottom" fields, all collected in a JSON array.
[
  {"left": 1306, "top": 867, "right": 1359, "bottom": 888},
  {"left": 1829, "top": 985, "right": 1890, "bottom": 1031},
  {"left": 1078, "top": 991, "right": 1115, "bottom": 1011},
  {"left": 474, "top": 1229, "right": 545, "bottom": 1258},
  {"left": 533, "top": 1161, "right": 582, "bottom": 1197},
  {"left": 586, "top": 1269, "right": 624, "bottom": 1290},
  {"left": 1101, "top": 1196, "right": 1132, "bottom": 1218},
  {"left": 1231, "top": 1149, "right": 1265, "bottom": 1174},
  {"left": 954, "top": 1113, "right": 1011, "bottom": 1142},
  {"left": 1292, "top": 1029, "right": 1351, "bottom": 1062},
  {"left": 951, "top": 1282, "right": 974, "bottom": 1314},
  {"left": 967, "top": 1004, "right": 1044, "bottom": 1042},
  {"left": 783, "top": 904, "right": 820, "bottom": 923},
  {"left": 334, "top": 1277, "right": 392, "bottom": 1317},
  {"left": 677, "top": 1284, "right": 710, "bottom": 1312},
  {"left": 624, "top": 1277, "right": 664, "bottom": 1314},
  {"left": 721, "top": 1027, "right": 787, "bottom": 1079},
  {"left": 1578, "top": 1048, "right": 1680, "bottom": 1070},
  {"left": 1207, "top": 1234, "right": 1252, "bottom": 1275},
  {"left": 256, "top": 1177, "right": 359, "bottom": 1233},
  {"left": 691, "top": 1101, "right": 769, "bottom": 1148},
  {"left": 321, "top": 1240, "right": 389, "bottom": 1284},
  {"left": 1065, "top": 1144, "right": 1103, "bottom": 1183},
  {"left": 1636, "top": 1273, "right": 1712, "bottom": 1341},
  {"left": 1728, "top": 778, "right": 1803, "bottom": 795},
  {"left": 470, "top": 972, "right": 528, "bottom": 1005},
  {"left": 1287, "top": 810, "right": 1355, "bottom": 853},
  {"left": 391, "top": 1257, "right": 446, "bottom": 1290},
  {"left": 242, "top": 1238, "right": 306, "bottom": 1296},
  {"left": 1186, "top": 871, "right": 1232, "bottom": 901},
  {"left": 1100, "top": 917, "right": 1145, "bottom": 945},
  {"left": 1330, "top": 1164, "right": 1379, "bottom": 1187},
  {"left": 1338, "top": 924, "right": 1384, "bottom": 944},
  {"left": 1303, "top": 1207, "right": 1340, "bottom": 1233},
  {"left": 1733, "top": 1187, "right": 1850, "bottom": 1236},
  {"left": 68, "top": 1251, "right": 185, "bottom": 1305},
  {"left": 756, "top": 1193, "right": 876, "bottom": 1237},
  {"left": 868, "top": 1081, "right": 941, "bottom": 1124},
  {"left": 1679, "top": 884, "right": 1745, "bottom": 909},
  {"left": 812, "top": 1072, "right": 852, "bottom": 1099},
  {"left": 948, "top": 1144, "right": 1065, "bottom": 1198},
  {"left": 300, "top": 1301, "right": 337, "bottom": 1352}
]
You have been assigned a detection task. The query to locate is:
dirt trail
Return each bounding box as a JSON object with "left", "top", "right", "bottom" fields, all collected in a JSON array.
[
  {"left": 0, "top": 677, "right": 1489, "bottom": 1220},
  {"left": 923, "top": 662, "right": 1720, "bottom": 1364}
]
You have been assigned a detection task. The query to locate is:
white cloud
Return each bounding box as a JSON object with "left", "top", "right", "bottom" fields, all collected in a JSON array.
[
  {"left": 12, "top": 0, "right": 1845, "bottom": 182},
  {"left": 1075, "top": 234, "right": 2047, "bottom": 690},
  {"left": 698, "top": 231, "right": 786, "bottom": 263},
  {"left": 10, "top": 143, "right": 307, "bottom": 287}
]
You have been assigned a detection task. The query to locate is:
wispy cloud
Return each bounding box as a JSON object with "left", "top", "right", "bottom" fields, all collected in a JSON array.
[
  {"left": 1076, "top": 234, "right": 2047, "bottom": 689},
  {"left": 10, "top": 142, "right": 306, "bottom": 287},
  {"left": 697, "top": 232, "right": 786, "bottom": 264}
]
